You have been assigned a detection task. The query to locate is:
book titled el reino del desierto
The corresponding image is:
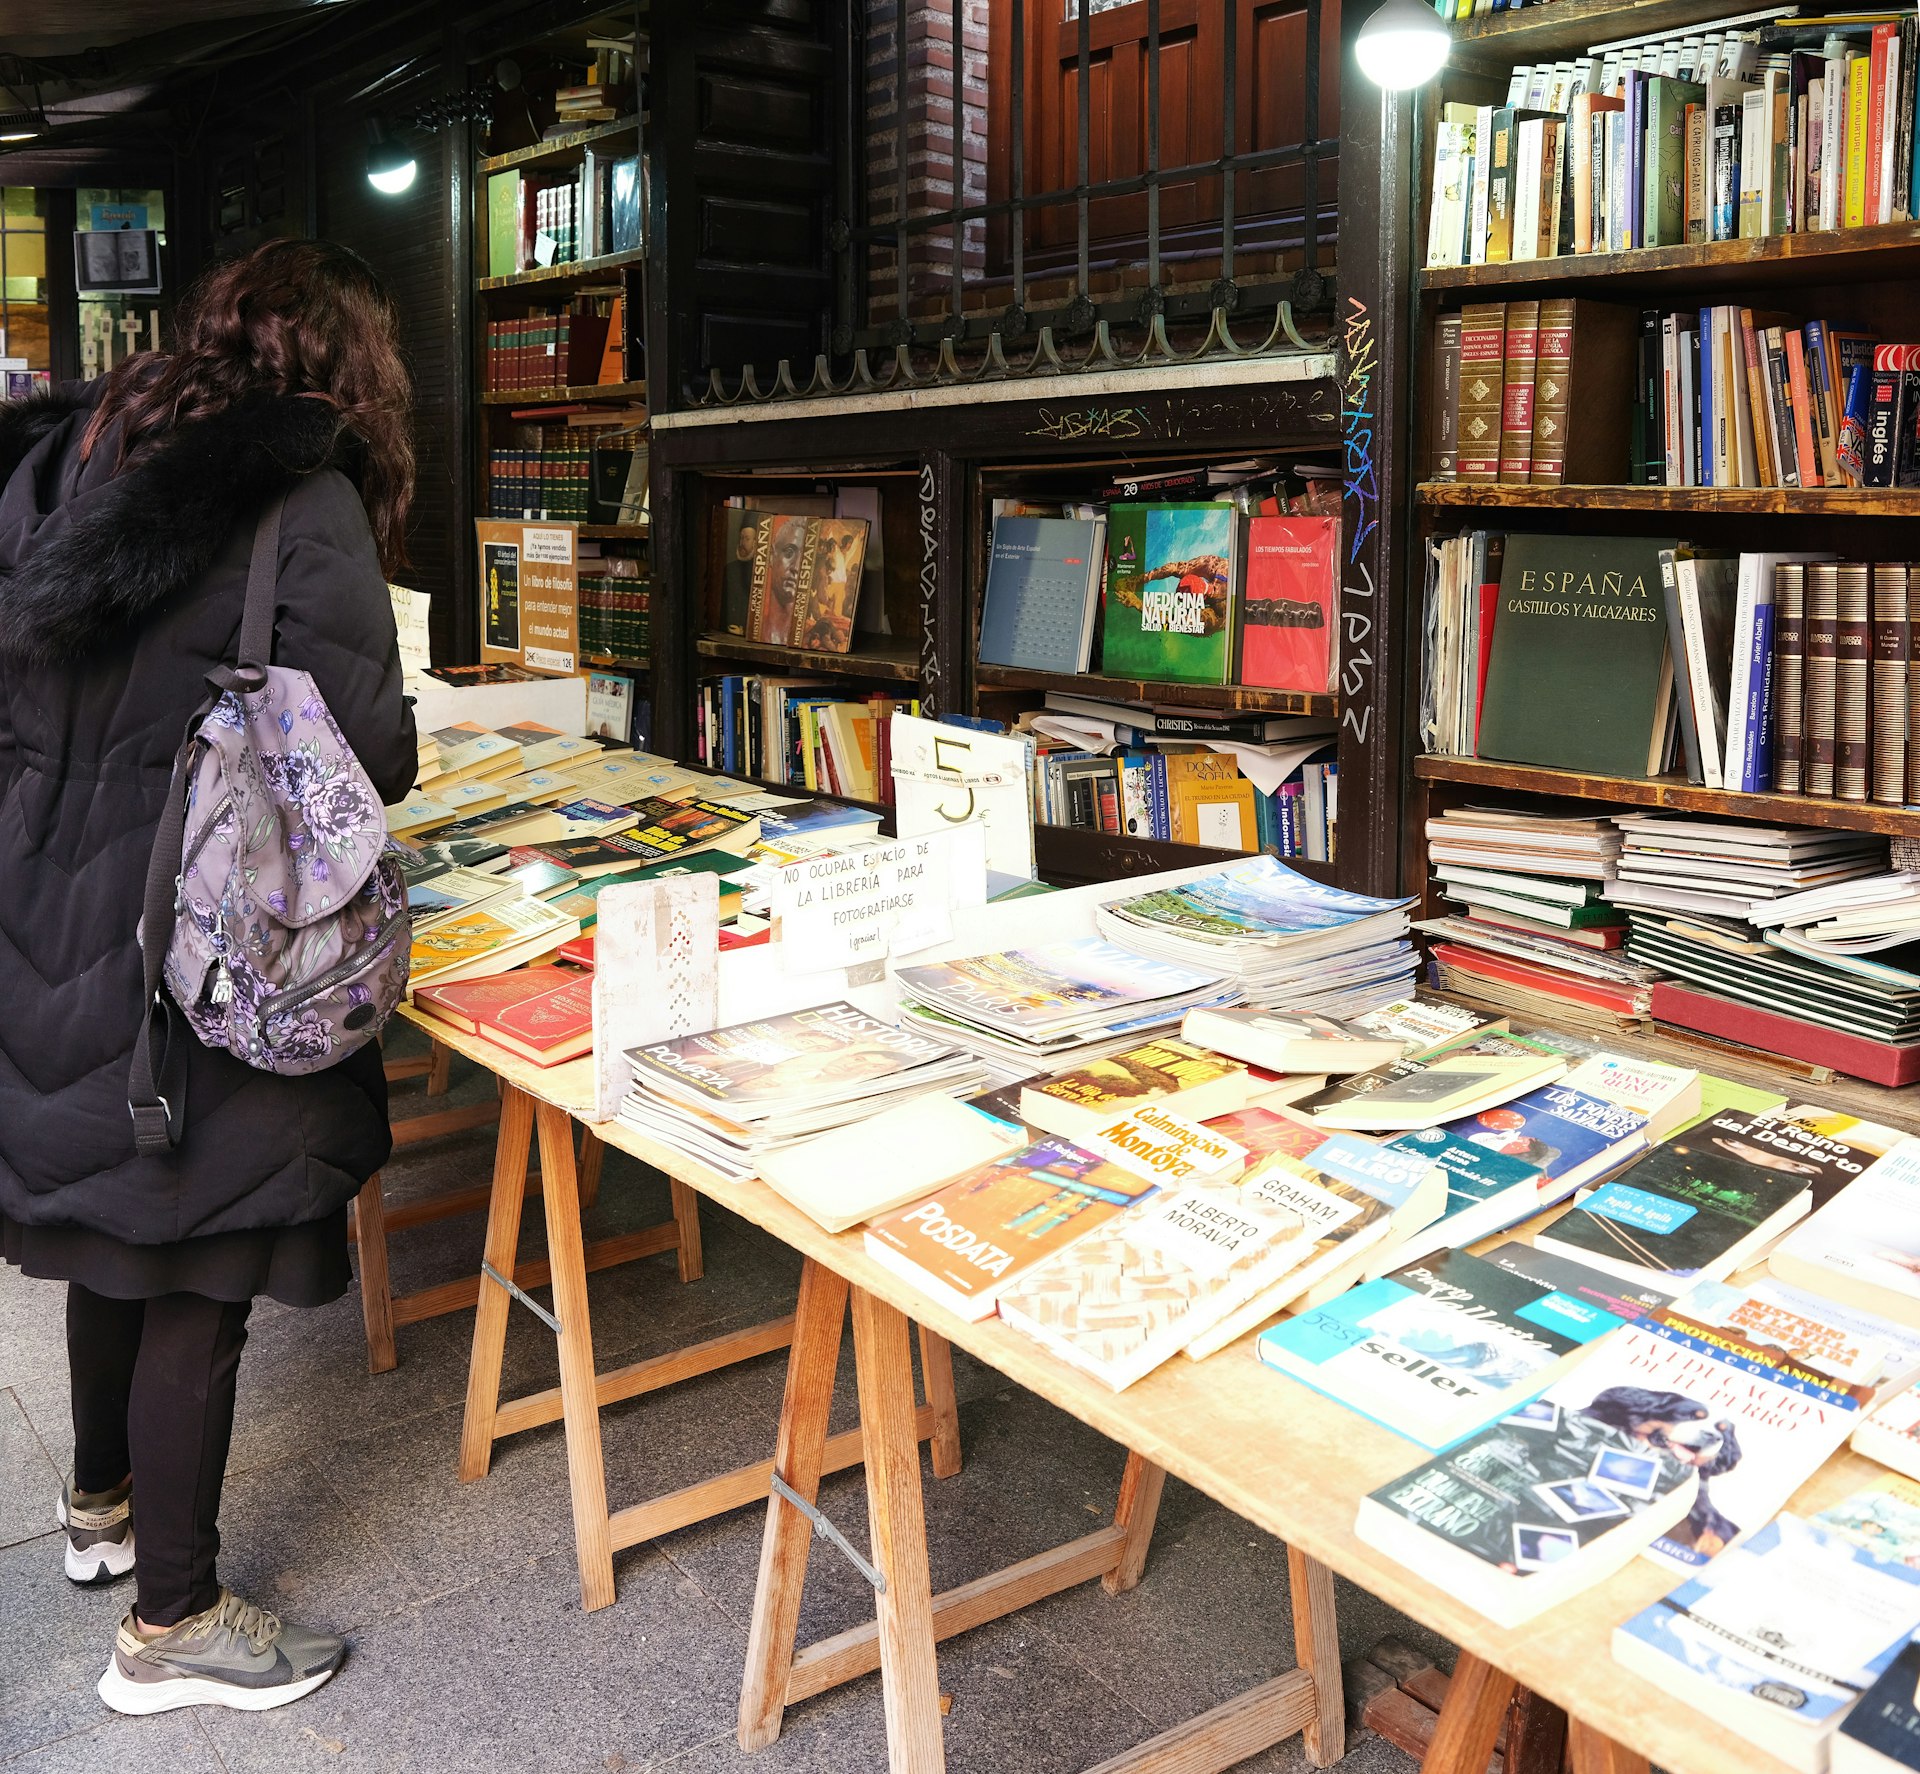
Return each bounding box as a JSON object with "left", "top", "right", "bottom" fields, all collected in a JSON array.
[{"left": 1475, "top": 533, "right": 1681, "bottom": 778}]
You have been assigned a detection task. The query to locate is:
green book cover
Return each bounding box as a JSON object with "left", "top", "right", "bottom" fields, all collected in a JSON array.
[
  {"left": 1475, "top": 532, "right": 1679, "bottom": 778},
  {"left": 1100, "top": 503, "right": 1237, "bottom": 685},
  {"left": 487, "top": 170, "right": 521, "bottom": 279},
  {"left": 1643, "top": 79, "right": 1705, "bottom": 248}
]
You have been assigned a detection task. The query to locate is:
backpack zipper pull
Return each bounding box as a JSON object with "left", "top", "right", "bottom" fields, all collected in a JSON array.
[{"left": 211, "top": 959, "right": 233, "bottom": 1005}]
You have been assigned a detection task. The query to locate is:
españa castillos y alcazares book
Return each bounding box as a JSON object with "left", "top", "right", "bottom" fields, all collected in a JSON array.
[{"left": 1474, "top": 532, "right": 1681, "bottom": 777}]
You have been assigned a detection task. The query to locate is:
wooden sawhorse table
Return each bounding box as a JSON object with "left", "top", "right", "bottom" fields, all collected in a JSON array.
[
  {"left": 733, "top": 1258, "right": 1345, "bottom": 1774},
  {"left": 436, "top": 1055, "right": 963, "bottom": 1614}
]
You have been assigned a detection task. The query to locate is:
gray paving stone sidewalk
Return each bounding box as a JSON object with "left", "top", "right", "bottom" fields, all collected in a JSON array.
[{"left": 0, "top": 1036, "right": 1441, "bottom": 1773}]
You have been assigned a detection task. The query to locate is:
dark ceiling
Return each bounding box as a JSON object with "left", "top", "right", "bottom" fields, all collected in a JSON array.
[{"left": 0, "top": 1, "right": 340, "bottom": 59}]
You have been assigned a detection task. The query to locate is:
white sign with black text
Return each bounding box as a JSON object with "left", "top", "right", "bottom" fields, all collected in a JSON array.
[{"left": 770, "top": 827, "right": 988, "bottom": 972}]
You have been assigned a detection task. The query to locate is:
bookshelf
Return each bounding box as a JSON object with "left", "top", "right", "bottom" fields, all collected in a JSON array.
[
  {"left": 467, "top": 11, "right": 651, "bottom": 693},
  {"left": 649, "top": 363, "right": 1367, "bottom": 891},
  {"left": 1402, "top": 0, "right": 1920, "bottom": 1084}
]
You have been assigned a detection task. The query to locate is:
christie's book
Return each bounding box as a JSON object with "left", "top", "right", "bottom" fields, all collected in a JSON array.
[
  {"left": 1474, "top": 532, "right": 1681, "bottom": 778},
  {"left": 1258, "top": 1246, "right": 1625, "bottom": 1449},
  {"left": 862, "top": 1137, "right": 1159, "bottom": 1321},
  {"left": 1099, "top": 502, "right": 1239, "bottom": 685}
]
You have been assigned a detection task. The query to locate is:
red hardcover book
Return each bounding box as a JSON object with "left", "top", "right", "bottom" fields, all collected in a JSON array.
[
  {"left": 718, "top": 925, "right": 771, "bottom": 950},
  {"left": 413, "top": 965, "right": 582, "bottom": 1038},
  {"left": 1235, "top": 516, "right": 1337, "bottom": 693},
  {"left": 556, "top": 934, "right": 596, "bottom": 968},
  {"left": 424, "top": 969, "right": 593, "bottom": 1066},
  {"left": 1651, "top": 981, "right": 1920, "bottom": 1087},
  {"left": 1429, "top": 942, "right": 1649, "bottom": 1015}
]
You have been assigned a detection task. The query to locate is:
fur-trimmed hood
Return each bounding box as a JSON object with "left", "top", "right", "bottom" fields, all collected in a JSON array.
[{"left": 0, "top": 381, "right": 350, "bottom": 663}]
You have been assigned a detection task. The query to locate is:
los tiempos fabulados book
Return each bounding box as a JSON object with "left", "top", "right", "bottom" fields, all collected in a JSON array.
[
  {"left": 863, "top": 1136, "right": 1160, "bottom": 1321},
  {"left": 1355, "top": 1316, "right": 1706, "bottom": 1627},
  {"left": 1099, "top": 502, "right": 1240, "bottom": 686},
  {"left": 1536, "top": 1110, "right": 1820, "bottom": 1290},
  {"left": 1613, "top": 1514, "right": 1920, "bottom": 1774},
  {"left": 1258, "top": 1246, "right": 1625, "bottom": 1450},
  {"left": 1234, "top": 515, "right": 1337, "bottom": 694}
]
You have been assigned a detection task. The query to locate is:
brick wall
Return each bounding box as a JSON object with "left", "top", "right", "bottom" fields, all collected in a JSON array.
[{"left": 864, "top": 0, "right": 989, "bottom": 325}]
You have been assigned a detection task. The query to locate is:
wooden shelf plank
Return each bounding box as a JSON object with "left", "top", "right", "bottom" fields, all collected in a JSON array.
[
  {"left": 478, "top": 248, "right": 643, "bottom": 293},
  {"left": 477, "top": 117, "right": 639, "bottom": 174},
  {"left": 580, "top": 653, "right": 649, "bottom": 671},
  {"left": 976, "top": 663, "right": 1338, "bottom": 719},
  {"left": 579, "top": 523, "right": 649, "bottom": 539},
  {"left": 1416, "top": 481, "right": 1920, "bottom": 516},
  {"left": 1033, "top": 822, "right": 1337, "bottom": 887},
  {"left": 1418, "top": 222, "right": 1920, "bottom": 297},
  {"left": 1450, "top": 0, "right": 1761, "bottom": 62},
  {"left": 1415, "top": 753, "right": 1920, "bottom": 835},
  {"left": 481, "top": 381, "right": 648, "bottom": 407},
  {"left": 695, "top": 635, "right": 922, "bottom": 682}
]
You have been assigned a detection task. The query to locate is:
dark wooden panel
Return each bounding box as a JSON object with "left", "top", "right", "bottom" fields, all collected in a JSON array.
[
  {"left": 701, "top": 195, "right": 817, "bottom": 263},
  {"left": 698, "top": 70, "right": 817, "bottom": 144}
]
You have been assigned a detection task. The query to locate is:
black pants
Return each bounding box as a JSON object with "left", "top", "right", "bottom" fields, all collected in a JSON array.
[{"left": 67, "top": 1283, "right": 252, "bottom": 1627}]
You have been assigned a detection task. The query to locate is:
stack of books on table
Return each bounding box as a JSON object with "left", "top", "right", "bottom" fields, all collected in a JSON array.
[
  {"left": 1607, "top": 815, "right": 1887, "bottom": 920},
  {"left": 619, "top": 1002, "right": 986, "bottom": 1181},
  {"left": 1092, "top": 856, "right": 1417, "bottom": 1015},
  {"left": 1417, "top": 807, "right": 1660, "bottom": 1032},
  {"left": 891, "top": 939, "right": 1235, "bottom": 1079}
]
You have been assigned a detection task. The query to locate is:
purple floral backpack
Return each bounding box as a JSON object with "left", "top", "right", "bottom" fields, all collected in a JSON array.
[{"left": 129, "top": 494, "right": 409, "bottom": 1155}]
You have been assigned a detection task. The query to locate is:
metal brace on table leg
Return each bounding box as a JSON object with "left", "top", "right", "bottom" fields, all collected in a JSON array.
[
  {"left": 480, "top": 1260, "right": 561, "bottom": 1336},
  {"left": 769, "top": 1471, "right": 887, "bottom": 1594}
]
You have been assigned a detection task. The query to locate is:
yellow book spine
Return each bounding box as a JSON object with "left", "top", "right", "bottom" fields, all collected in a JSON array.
[
  {"left": 800, "top": 704, "right": 820, "bottom": 792},
  {"left": 1846, "top": 55, "right": 1871, "bottom": 227}
]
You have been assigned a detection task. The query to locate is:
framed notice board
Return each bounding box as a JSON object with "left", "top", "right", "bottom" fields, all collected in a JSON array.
[{"left": 475, "top": 519, "right": 580, "bottom": 674}]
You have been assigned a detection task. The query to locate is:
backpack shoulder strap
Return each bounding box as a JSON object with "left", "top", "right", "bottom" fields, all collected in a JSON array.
[{"left": 127, "top": 492, "right": 287, "bottom": 1155}]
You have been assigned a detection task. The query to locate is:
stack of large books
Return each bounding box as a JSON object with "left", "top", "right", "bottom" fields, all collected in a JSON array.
[
  {"left": 619, "top": 1002, "right": 985, "bottom": 1180},
  {"left": 1092, "top": 856, "right": 1416, "bottom": 1014},
  {"left": 1751, "top": 870, "right": 1920, "bottom": 958},
  {"left": 1419, "top": 807, "right": 1657, "bottom": 1031},
  {"left": 892, "top": 939, "right": 1233, "bottom": 1077},
  {"left": 1606, "top": 814, "right": 1887, "bottom": 920}
]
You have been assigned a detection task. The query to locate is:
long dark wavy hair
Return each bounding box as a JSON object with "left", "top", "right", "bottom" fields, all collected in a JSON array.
[{"left": 83, "top": 238, "right": 415, "bottom": 572}]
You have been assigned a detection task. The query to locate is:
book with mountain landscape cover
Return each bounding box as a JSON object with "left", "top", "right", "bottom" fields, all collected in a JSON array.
[
  {"left": 1536, "top": 1111, "right": 1818, "bottom": 1289},
  {"left": 1475, "top": 532, "right": 1681, "bottom": 777},
  {"left": 1259, "top": 1246, "right": 1625, "bottom": 1449},
  {"left": 1100, "top": 503, "right": 1238, "bottom": 685},
  {"left": 863, "top": 1137, "right": 1160, "bottom": 1321},
  {"left": 1355, "top": 1318, "right": 1704, "bottom": 1626}
]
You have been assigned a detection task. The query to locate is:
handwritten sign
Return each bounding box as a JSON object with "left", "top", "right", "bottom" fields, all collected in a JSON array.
[
  {"left": 770, "top": 827, "right": 987, "bottom": 972},
  {"left": 889, "top": 711, "right": 1036, "bottom": 881}
]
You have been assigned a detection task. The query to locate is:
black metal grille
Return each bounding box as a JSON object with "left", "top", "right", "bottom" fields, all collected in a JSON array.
[{"left": 842, "top": 0, "right": 1339, "bottom": 353}]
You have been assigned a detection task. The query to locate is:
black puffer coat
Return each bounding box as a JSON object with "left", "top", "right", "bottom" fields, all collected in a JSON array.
[{"left": 0, "top": 382, "right": 417, "bottom": 1251}]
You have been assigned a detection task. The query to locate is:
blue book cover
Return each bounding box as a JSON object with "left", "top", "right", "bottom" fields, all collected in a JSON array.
[
  {"left": 1698, "top": 307, "right": 1715, "bottom": 487},
  {"left": 1309, "top": 1132, "right": 1446, "bottom": 1214},
  {"left": 1387, "top": 1126, "right": 1542, "bottom": 1235},
  {"left": 977, "top": 516, "right": 1104, "bottom": 674},
  {"left": 1436, "top": 1084, "right": 1647, "bottom": 1200},
  {"left": 1617, "top": 1516, "right": 1920, "bottom": 1730},
  {"left": 1259, "top": 1245, "right": 1622, "bottom": 1448},
  {"left": 1739, "top": 601, "right": 1776, "bottom": 791}
]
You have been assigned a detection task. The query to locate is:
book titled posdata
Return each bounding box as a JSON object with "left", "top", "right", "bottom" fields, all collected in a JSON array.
[{"left": 862, "top": 1137, "right": 1159, "bottom": 1321}]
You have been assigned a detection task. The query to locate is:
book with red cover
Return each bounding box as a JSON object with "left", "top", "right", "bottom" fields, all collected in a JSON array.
[
  {"left": 1234, "top": 516, "right": 1337, "bottom": 693},
  {"left": 1429, "top": 942, "right": 1651, "bottom": 1016},
  {"left": 556, "top": 935, "right": 595, "bottom": 968},
  {"left": 1651, "top": 981, "right": 1920, "bottom": 1086},
  {"left": 413, "top": 965, "right": 594, "bottom": 1064}
]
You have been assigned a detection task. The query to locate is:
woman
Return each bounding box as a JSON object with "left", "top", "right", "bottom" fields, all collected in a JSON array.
[{"left": 0, "top": 239, "right": 418, "bottom": 1714}]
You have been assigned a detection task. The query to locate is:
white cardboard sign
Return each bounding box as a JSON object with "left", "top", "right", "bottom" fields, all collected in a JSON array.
[
  {"left": 770, "top": 826, "right": 987, "bottom": 973},
  {"left": 591, "top": 876, "right": 719, "bottom": 1121}
]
